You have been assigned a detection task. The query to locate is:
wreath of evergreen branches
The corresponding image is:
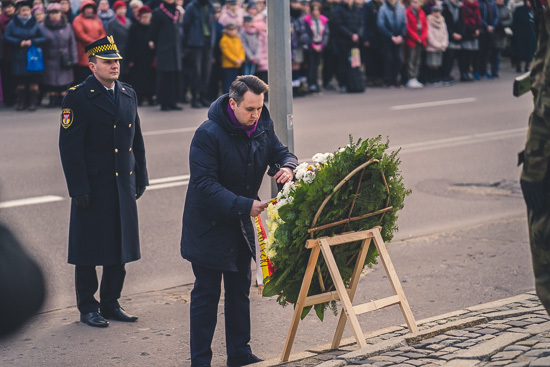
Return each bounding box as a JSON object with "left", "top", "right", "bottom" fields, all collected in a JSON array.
[{"left": 262, "top": 136, "right": 411, "bottom": 321}]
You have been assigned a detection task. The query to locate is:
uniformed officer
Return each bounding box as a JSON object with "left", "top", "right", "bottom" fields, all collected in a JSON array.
[{"left": 59, "top": 36, "right": 148, "bottom": 327}]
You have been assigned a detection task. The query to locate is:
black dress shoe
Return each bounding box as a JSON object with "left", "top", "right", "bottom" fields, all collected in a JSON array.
[
  {"left": 227, "top": 353, "right": 263, "bottom": 367},
  {"left": 170, "top": 104, "right": 183, "bottom": 111},
  {"left": 80, "top": 311, "right": 109, "bottom": 327},
  {"left": 101, "top": 307, "right": 138, "bottom": 322}
]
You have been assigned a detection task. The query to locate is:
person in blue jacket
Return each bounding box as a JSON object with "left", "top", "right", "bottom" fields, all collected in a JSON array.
[
  {"left": 181, "top": 75, "right": 298, "bottom": 367},
  {"left": 59, "top": 36, "right": 148, "bottom": 328},
  {"left": 3, "top": 0, "right": 47, "bottom": 111},
  {"left": 476, "top": 0, "right": 499, "bottom": 78}
]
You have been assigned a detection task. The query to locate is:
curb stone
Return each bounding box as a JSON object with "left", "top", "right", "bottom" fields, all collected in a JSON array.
[
  {"left": 405, "top": 317, "right": 488, "bottom": 345},
  {"left": 338, "top": 337, "right": 406, "bottom": 362}
]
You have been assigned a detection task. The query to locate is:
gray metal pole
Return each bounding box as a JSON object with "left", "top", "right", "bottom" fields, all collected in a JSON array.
[{"left": 267, "top": 0, "right": 294, "bottom": 197}]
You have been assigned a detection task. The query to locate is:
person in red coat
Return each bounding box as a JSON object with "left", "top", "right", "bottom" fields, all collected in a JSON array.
[
  {"left": 460, "top": 0, "right": 481, "bottom": 81},
  {"left": 405, "top": 0, "right": 427, "bottom": 88},
  {"left": 72, "top": 0, "right": 106, "bottom": 82}
]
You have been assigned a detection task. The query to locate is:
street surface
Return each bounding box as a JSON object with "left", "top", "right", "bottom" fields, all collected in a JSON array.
[{"left": 0, "top": 64, "right": 536, "bottom": 365}]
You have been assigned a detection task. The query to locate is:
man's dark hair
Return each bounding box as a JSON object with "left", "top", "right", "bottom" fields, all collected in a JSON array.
[
  {"left": 88, "top": 55, "right": 97, "bottom": 63},
  {"left": 228, "top": 75, "right": 269, "bottom": 105}
]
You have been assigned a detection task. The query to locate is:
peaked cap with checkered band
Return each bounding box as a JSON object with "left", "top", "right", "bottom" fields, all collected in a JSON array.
[{"left": 85, "top": 35, "right": 123, "bottom": 60}]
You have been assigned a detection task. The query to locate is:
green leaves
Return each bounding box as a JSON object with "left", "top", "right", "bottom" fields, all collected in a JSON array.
[{"left": 262, "top": 136, "right": 410, "bottom": 321}]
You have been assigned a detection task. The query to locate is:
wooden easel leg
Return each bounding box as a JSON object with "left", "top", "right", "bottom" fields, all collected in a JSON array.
[
  {"left": 281, "top": 245, "right": 321, "bottom": 361},
  {"left": 331, "top": 237, "right": 372, "bottom": 349},
  {"left": 319, "top": 239, "right": 367, "bottom": 349},
  {"left": 372, "top": 229, "right": 419, "bottom": 333}
]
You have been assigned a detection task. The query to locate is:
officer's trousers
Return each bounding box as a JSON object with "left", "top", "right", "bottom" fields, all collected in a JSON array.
[
  {"left": 75, "top": 264, "right": 126, "bottom": 314},
  {"left": 189, "top": 243, "right": 252, "bottom": 367}
]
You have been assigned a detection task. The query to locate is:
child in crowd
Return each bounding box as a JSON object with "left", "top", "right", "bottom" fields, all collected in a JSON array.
[
  {"left": 219, "top": 23, "right": 245, "bottom": 93},
  {"left": 303, "top": 1, "right": 329, "bottom": 93},
  {"left": 425, "top": 5, "right": 448, "bottom": 85},
  {"left": 240, "top": 15, "right": 259, "bottom": 75},
  {"left": 219, "top": 0, "right": 244, "bottom": 29}
]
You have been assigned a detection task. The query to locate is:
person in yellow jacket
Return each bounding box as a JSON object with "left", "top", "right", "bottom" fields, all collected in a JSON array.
[{"left": 220, "top": 23, "right": 245, "bottom": 93}]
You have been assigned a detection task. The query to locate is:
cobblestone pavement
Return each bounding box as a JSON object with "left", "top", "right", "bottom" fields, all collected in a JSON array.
[{"left": 254, "top": 292, "right": 550, "bottom": 367}]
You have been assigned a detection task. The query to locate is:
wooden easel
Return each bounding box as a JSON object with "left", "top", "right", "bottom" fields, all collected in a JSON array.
[{"left": 280, "top": 159, "right": 419, "bottom": 361}]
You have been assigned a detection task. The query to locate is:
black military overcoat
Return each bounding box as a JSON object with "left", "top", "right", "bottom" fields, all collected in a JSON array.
[{"left": 59, "top": 75, "right": 148, "bottom": 266}]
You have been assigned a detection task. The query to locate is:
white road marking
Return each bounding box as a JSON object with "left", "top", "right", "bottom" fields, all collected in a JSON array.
[
  {"left": 149, "top": 175, "right": 190, "bottom": 185},
  {"left": 0, "top": 195, "right": 64, "bottom": 209},
  {"left": 391, "top": 97, "right": 477, "bottom": 111},
  {"left": 143, "top": 127, "right": 197, "bottom": 136},
  {"left": 396, "top": 127, "right": 527, "bottom": 154},
  {"left": 147, "top": 181, "right": 189, "bottom": 191}
]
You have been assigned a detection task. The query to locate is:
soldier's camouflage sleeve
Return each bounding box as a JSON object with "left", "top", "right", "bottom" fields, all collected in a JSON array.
[{"left": 523, "top": 7, "right": 550, "bottom": 183}]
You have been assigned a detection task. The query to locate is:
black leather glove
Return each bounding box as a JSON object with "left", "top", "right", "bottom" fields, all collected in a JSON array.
[
  {"left": 73, "top": 194, "right": 90, "bottom": 209},
  {"left": 520, "top": 179, "right": 546, "bottom": 215},
  {"left": 136, "top": 186, "right": 146, "bottom": 200}
]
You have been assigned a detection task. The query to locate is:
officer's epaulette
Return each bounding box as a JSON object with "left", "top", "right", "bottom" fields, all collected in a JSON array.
[{"left": 67, "top": 83, "right": 84, "bottom": 92}]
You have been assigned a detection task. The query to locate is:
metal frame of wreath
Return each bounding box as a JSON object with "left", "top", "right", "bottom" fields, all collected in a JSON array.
[{"left": 281, "top": 158, "right": 419, "bottom": 362}]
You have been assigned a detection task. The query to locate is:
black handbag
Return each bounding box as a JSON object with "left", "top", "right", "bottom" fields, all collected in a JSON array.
[{"left": 60, "top": 53, "right": 73, "bottom": 69}]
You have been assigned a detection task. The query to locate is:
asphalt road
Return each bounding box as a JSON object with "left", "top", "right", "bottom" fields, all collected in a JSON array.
[{"left": 0, "top": 63, "right": 534, "bottom": 330}]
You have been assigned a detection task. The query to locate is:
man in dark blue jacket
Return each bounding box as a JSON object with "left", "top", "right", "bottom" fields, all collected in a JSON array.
[
  {"left": 477, "top": 0, "right": 499, "bottom": 78},
  {"left": 181, "top": 75, "right": 298, "bottom": 367},
  {"left": 59, "top": 36, "right": 148, "bottom": 328}
]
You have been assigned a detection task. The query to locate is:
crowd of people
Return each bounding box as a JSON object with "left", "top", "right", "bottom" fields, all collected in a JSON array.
[{"left": 0, "top": 0, "right": 538, "bottom": 111}]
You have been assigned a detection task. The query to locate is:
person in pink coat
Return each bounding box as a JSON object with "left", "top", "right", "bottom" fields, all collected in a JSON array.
[
  {"left": 72, "top": 0, "right": 106, "bottom": 82},
  {"left": 425, "top": 5, "right": 449, "bottom": 84},
  {"left": 218, "top": 0, "right": 244, "bottom": 29},
  {"left": 405, "top": 0, "right": 428, "bottom": 88}
]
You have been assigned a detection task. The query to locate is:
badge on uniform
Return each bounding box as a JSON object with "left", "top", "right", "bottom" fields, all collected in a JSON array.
[{"left": 61, "top": 108, "right": 73, "bottom": 129}]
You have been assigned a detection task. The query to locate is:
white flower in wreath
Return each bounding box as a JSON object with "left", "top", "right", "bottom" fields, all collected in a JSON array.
[
  {"left": 293, "top": 162, "right": 310, "bottom": 181},
  {"left": 275, "top": 198, "right": 288, "bottom": 209},
  {"left": 302, "top": 170, "right": 316, "bottom": 184},
  {"left": 312, "top": 152, "right": 334, "bottom": 165}
]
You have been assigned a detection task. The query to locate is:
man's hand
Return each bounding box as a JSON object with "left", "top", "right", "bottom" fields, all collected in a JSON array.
[
  {"left": 136, "top": 187, "right": 146, "bottom": 200},
  {"left": 351, "top": 33, "right": 359, "bottom": 42},
  {"left": 73, "top": 194, "right": 90, "bottom": 209},
  {"left": 250, "top": 200, "right": 268, "bottom": 217},
  {"left": 520, "top": 179, "right": 547, "bottom": 215},
  {"left": 273, "top": 167, "right": 294, "bottom": 184},
  {"left": 392, "top": 35, "right": 403, "bottom": 45}
]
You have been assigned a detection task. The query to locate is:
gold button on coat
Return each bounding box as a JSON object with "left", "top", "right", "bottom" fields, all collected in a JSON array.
[
  {"left": 115, "top": 149, "right": 118, "bottom": 153},
  {"left": 114, "top": 125, "right": 117, "bottom": 128},
  {"left": 129, "top": 148, "right": 132, "bottom": 152},
  {"left": 128, "top": 124, "right": 132, "bottom": 128},
  {"left": 129, "top": 171, "right": 133, "bottom": 175},
  {"left": 116, "top": 172, "right": 119, "bottom": 177}
]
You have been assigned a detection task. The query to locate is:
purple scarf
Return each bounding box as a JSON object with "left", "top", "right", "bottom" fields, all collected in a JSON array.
[{"left": 227, "top": 103, "right": 258, "bottom": 137}]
